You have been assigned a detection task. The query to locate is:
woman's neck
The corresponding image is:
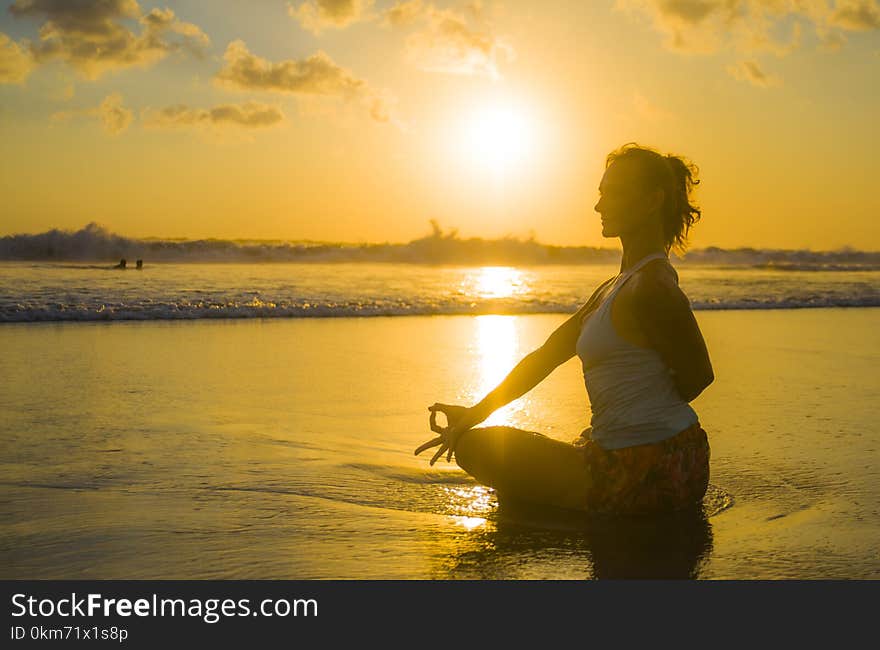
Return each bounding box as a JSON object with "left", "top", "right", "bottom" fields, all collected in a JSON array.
[{"left": 619, "top": 235, "right": 666, "bottom": 273}]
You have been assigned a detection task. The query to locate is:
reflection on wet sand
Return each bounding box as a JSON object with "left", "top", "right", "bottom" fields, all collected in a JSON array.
[{"left": 438, "top": 494, "right": 720, "bottom": 579}]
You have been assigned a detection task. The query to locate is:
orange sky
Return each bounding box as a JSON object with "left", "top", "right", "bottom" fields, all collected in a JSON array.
[{"left": 1, "top": 1, "right": 879, "bottom": 249}]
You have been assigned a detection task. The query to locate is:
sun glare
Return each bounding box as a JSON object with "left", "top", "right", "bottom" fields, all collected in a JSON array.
[
  {"left": 473, "top": 266, "right": 524, "bottom": 299},
  {"left": 461, "top": 103, "right": 536, "bottom": 176},
  {"left": 471, "top": 314, "right": 524, "bottom": 426}
]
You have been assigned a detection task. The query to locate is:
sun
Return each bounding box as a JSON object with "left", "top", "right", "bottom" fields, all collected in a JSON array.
[{"left": 460, "top": 102, "right": 536, "bottom": 177}]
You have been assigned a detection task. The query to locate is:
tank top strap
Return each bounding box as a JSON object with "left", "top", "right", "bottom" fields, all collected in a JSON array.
[{"left": 603, "top": 252, "right": 669, "bottom": 303}]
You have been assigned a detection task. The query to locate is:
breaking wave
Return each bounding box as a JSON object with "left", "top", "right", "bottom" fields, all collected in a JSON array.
[
  {"left": 2, "top": 222, "right": 879, "bottom": 270},
  {"left": 3, "top": 295, "right": 879, "bottom": 322}
]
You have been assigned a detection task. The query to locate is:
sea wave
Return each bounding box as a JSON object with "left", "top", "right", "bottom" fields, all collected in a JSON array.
[
  {"left": 2, "top": 222, "right": 879, "bottom": 269},
  {"left": 3, "top": 296, "right": 878, "bottom": 322}
]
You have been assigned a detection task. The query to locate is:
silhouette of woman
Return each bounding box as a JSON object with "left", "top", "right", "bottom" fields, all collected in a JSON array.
[{"left": 416, "top": 143, "right": 714, "bottom": 515}]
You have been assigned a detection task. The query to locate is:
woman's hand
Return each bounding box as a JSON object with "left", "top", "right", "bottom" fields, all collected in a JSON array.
[{"left": 414, "top": 403, "right": 481, "bottom": 466}]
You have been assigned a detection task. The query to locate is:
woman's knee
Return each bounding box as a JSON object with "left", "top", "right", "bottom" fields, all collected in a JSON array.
[
  {"left": 453, "top": 426, "right": 517, "bottom": 485},
  {"left": 453, "top": 426, "right": 493, "bottom": 477},
  {"left": 454, "top": 426, "right": 592, "bottom": 511},
  {"left": 454, "top": 426, "right": 559, "bottom": 489}
]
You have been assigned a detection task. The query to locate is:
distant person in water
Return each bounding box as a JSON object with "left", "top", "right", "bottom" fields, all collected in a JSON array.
[
  {"left": 416, "top": 142, "right": 714, "bottom": 515},
  {"left": 113, "top": 258, "right": 127, "bottom": 269},
  {"left": 136, "top": 259, "right": 143, "bottom": 270}
]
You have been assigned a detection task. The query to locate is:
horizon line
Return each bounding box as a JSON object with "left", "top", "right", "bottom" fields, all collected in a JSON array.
[{"left": 1, "top": 222, "right": 876, "bottom": 254}]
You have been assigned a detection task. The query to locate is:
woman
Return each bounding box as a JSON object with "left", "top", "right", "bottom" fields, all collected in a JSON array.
[{"left": 415, "top": 143, "right": 714, "bottom": 515}]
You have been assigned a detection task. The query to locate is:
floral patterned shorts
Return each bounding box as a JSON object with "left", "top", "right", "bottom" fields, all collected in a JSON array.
[{"left": 574, "top": 423, "right": 710, "bottom": 515}]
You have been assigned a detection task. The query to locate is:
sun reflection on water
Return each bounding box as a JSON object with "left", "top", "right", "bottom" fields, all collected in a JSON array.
[
  {"left": 470, "top": 314, "right": 526, "bottom": 426},
  {"left": 471, "top": 266, "right": 526, "bottom": 299},
  {"left": 444, "top": 485, "right": 496, "bottom": 531},
  {"left": 439, "top": 300, "right": 531, "bottom": 530},
  {"left": 456, "top": 266, "right": 531, "bottom": 304},
  {"left": 444, "top": 485, "right": 497, "bottom": 516},
  {"left": 452, "top": 516, "right": 488, "bottom": 531}
]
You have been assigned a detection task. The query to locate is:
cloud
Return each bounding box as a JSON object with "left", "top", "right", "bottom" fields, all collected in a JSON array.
[
  {"left": 215, "top": 39, "right": 392, "bottom": 122},
  {"left": 51, "top": 92, "right": 133, "bottom": 134},
  {"left": 829, "top": 0, "right": 880, "bottom": 30},
  {"left": 613, "top": 0, "right": 727, "bottom": 54},
  {"left": 615, "top": 0, "right": 798, "bottom": 55},
  {"left": 405, "top": 3, "right": 514, "bottom": 77},
  {"left": 0, "top": 32, "right": 35, "bottom": 83},
  {"left": 726, "top": 59, "right": 781, "bottom": 86},
  {"left": 383, "top": 0, "right": 425, "bottom": 28},
  {"left": 288, "top": 0, "right": 374, "bottom": 35},
  {"left": 617, "top": 0, "right": 880, "bottom": 53},
  {"left": 655, "top": 0, "right": 719, "bottom": 24},
  {"left": 8, "top": 0, "right": 210, "bottom": 80},
  {"left": 97, "top": 91, "right": 134, "bottom": 132},
  {"left": 615, "top": 1, "right": 879, "bottom": 85},
  {"left": 142, "top": 101, "right": 285, "bottom": 129},
  {"left": 216, "top": 40, "right": 364, "bottom": 95}
]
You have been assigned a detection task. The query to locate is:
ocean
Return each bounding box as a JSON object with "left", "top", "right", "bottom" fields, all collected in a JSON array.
[{"left": 1, "top": 260, "right": 878, "bottom": 322}]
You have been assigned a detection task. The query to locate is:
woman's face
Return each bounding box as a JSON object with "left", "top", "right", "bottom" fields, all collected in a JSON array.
[{"left": 594, "top": 160, "right": 661, "bottom": 239}]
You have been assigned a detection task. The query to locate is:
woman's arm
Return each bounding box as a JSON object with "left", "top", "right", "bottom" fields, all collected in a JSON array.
[
  {"left": 469, "top": 276, "right": 616, "bottom": 422},
  {"left": 417, "top": 345, "right": 564, "bottom": 464},
  {"left": 416, "top": 277, "right": 615, "bottom": 463},
  {"left": 468, "top": 344, "right": 564, "bottom": 425},
  {"left": 631, "top": 266, "right": 714, "bottom": 402}
]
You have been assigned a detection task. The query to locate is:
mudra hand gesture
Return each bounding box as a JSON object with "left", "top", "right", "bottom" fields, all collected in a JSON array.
[{"left": 414, "top": 403, "right": 481, "bottom": 466}]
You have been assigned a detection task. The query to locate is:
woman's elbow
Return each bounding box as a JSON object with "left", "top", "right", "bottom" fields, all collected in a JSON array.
[
  {"left": 676, "top": 369, "right": 713, "bottom": 402},
  {"left": 699, "top": 365, "right": 715, "bottom": 393}
]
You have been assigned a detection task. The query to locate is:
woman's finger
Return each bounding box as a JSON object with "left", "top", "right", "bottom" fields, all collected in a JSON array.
[
  {"left": 442, "top": 429, "right": 461, "bottom": 463},
  {"left": 414, "top": 437, "right": 442, "bottom": 456},
  {"left": 429, "top": 403, "right": 453, "bottom": 416},
  {"left": 430, "top": 443, "right": 448, "bottom": 466},
  {"left": 429, "top": 409, "right": 444, "bottom": 434}
]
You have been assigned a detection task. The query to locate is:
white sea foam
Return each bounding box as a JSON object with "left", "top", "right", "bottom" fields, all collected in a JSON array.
[{"left": 2, "top": 295, "right": 878, "bottom": 322}]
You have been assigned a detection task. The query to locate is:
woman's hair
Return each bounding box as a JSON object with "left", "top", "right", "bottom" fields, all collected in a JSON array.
[{"left": 605, "top": 142, "right": 702, "bottom": 252}]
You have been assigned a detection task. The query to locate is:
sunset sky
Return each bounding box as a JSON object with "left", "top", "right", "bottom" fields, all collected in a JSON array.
[{"left": 1, "top": 0, "right": 878, "bottom": 249}]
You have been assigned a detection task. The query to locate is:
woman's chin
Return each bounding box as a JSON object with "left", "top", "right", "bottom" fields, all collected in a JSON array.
[{"left": 600, "top": 224, "right": 618, "bottom": 238}]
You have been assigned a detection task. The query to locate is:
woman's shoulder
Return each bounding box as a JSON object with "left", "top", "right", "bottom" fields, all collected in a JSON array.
[
  {"left": 626, "top": 259, "right": 688, "bottom": 311},
  {"left": 629, "top": 257, "right": 678, "bottom": 287}
]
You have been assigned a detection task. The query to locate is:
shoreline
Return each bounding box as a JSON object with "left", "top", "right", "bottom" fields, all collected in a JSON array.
[{"left": 2, "top": 304, "right": 879, "bottom": 327}]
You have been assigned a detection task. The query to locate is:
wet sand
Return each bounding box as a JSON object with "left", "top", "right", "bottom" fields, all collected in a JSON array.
[{"left": 1, "top": 308, "right": 878, "bottom": 578}]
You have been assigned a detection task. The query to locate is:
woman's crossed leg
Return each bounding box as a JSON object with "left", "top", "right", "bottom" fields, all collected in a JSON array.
[{"left": 453, "top": 426, "right": 592, "bottom": 512}]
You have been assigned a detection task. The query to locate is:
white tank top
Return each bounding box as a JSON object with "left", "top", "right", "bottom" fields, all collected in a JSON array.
[{"left": 575, "top": 253, "right": 697, "bottom": 450}]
